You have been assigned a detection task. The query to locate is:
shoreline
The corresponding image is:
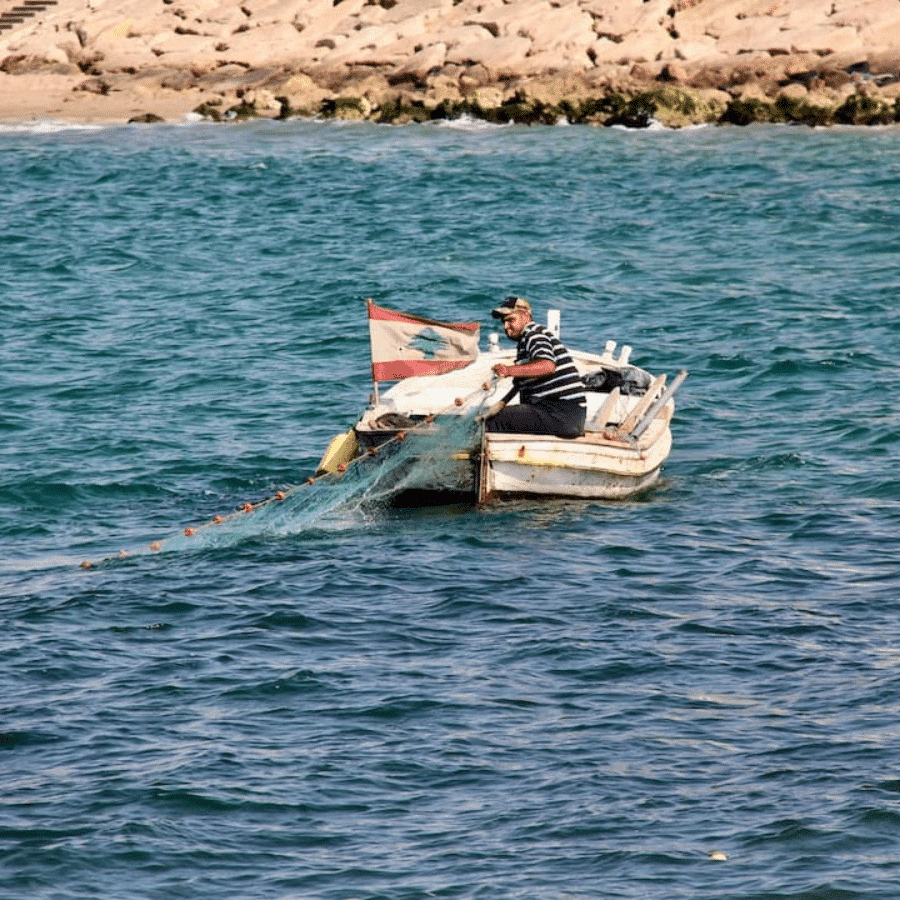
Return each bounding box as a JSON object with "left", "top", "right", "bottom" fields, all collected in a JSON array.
[
  {"left": 3, "top": 65, "right": 899, "bottom": 129},
  {"left": 2, "top": 0, "right": 900, "bottom": 129}
]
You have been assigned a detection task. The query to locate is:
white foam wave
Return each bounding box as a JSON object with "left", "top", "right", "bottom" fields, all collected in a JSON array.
[{"left": 0, "top": 118, "right": 107, "bottom": 134}]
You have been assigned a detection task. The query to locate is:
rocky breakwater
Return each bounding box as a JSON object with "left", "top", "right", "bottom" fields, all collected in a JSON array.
[{"left": 1, "top": 0, "right": 899, "bottom": 126}]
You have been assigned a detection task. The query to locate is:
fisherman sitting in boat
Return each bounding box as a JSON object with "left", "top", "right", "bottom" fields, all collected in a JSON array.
[{"left": 484, "top": 296, "right": 587, "bottom": 438}]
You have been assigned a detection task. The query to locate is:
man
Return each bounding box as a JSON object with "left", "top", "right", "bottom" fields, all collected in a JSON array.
[{"left": 483, "top": 296, "right": 587, "bottom": 438}]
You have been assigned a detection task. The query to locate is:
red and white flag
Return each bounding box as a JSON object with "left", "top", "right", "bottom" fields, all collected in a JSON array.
[{"left": 367, "top": 300, "right": 480, "bottom": 381}]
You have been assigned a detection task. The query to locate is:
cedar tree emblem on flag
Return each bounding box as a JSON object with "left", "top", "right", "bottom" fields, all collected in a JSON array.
[{"left": 367, "top": 300, "right": 480, "bottom": 381}]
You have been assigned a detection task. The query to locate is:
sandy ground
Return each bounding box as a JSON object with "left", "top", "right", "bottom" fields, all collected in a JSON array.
[{"left": 0, "top": 74, "right": 209, "bottom": 124}]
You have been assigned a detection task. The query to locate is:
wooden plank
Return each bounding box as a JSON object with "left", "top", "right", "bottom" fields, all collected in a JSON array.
[
  {"left": 617, "top": 374, "right": 666, "bottom": 435},
  {"left": 630, "top": 369, "right": 688, "bottom": 439},
  {"left": 586, "top": 386, "right": 620, "bottom": 432},
  {"left": 476, "top": 423, "right": 491, "bottom": 503}
]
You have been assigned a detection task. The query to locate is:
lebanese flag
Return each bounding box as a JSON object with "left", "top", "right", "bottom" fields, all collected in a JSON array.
[{"left": 367, "top": 300, "right": 480, "bottom": 381}]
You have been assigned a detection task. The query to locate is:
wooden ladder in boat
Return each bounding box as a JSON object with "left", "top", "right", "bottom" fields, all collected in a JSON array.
[{"left": 591, "top": 370, "right": 689, "bottom": 440}]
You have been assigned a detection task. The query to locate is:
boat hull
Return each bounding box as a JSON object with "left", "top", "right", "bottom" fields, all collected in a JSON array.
[
  {"left": 481, "top": 423, "right": 671, "bottom": 501},
  {"left": 344, "top": 414, "right": 672, "bottom": 503},
  {"left": 316, "top": 339, "right": 684, "bottom": 505}
]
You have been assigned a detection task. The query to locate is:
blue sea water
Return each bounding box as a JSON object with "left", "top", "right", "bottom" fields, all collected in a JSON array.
[{"left": 1, "top": 117, "right": 899, "bottom": 900}]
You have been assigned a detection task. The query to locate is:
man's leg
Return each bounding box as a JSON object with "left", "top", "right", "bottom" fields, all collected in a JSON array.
[
  {"left": 485, "top": 403, "right": 560, "bottom": 435},
  {"left": 486, "top": 400, "right": 586, "bottom": 437}
]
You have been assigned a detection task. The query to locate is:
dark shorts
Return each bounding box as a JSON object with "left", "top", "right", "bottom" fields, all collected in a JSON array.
[{"left": 485, "top": 399, "right": 586, "bottom": 438}]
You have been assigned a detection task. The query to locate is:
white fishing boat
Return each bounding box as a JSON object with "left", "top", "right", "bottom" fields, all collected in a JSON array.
[{"left": 317, "top": 305, "right": 686, "bottom": 504}]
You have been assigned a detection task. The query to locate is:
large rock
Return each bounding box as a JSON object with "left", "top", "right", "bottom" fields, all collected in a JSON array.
[
  {"left": 714, "top": 18, "right": 793, "bottom": 56},
  {"left": 856, "top": 11, "right": 900, "bottom": 53},
  {"left": 389, "top": 42, "right": 448, "bottom": 82},
  {"left": 520, "top": 48, "right": 594, "bottom": 75},
  {"left": 593, "top": 31, "right": 672, "bottom": 65},
  {"left": 445, "top": 35, "right": 533, "bottom": 76},
  {"left": 1, "top": 35, "right": 71, "bottom": 68},
  {"left": 524, "top": 8, "right": 597, "bottom": 55},
  {"left": 670, "top": 36, "right": 725, "bottom": 64},
  {"left": 381, "top": 0, "right": 457, "bottom": 25},
  {"left": 292, "top": 0, "right": 368, "bottom": 41},
  {"left": 147, "top": 32, "right": 221, "bottom": 67},
  {"left": 242, "top": 0, "right": 312, "bottom": 23},
  {"left": 787, "top": 25, "right": 862, "bottom": 55},
  {"left": 580, "top": 0, "right": 672, "bottom": 36},
  {"left": 223, "top": 23, "right": 304, "bottom": 67}
]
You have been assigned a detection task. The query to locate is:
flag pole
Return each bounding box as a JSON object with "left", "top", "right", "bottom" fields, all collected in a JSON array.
[{"left": 366, "top": 298, "right": 380, "bottom": 406}]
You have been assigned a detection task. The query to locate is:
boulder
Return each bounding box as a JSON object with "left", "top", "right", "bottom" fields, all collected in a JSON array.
[
  {"left": 778, "top": 81, "right": 808, "bottom": 101},
  {"left": 380, "top": 0, "right": 456, "bottom": 25},
  {"left": 832, "top": 0, "right": 900, "bottom": 27},
  {"left": 593, "top": 31, "right": 672, "bottom": 65},
  {"left": 512, "top": 73, "right": 595, "bottom": 107},
  {"left": 241, "top": 87, "right": 282, "bottom": 113},
  {"left": 786, "top": 25, "right": 862, "bottom": 56},
  {"left": 1, "top": 35, "right": 70, "bottom": 68},
  {"left": 518, "top": 48, "right": 595, "bottom": 76},
  {"left": 580, "top": 0, "right": 672, "bottom": 36},
  {"left": 352, "top": 72, "right": 394, "bottom": 105},
  {"left": 242, "top": 0, "right": 312, "bottom": 24},
  {"left": 223, "top": 23, "right": 304, "bottom": 67},
  {"left": 445, "top": 35, "right": 533, "bottom": 77},
  {"left": 429, "top": 24, "right": 498, "bottom": 51},
  {"left": 159, "top": 69, "right": 199, "bottom": 91},
  {"left": 729, "top": 79, "right": 770, "bottom": 102},
  {"left": 91, "top": 35, "right": 159, "bottom": 73},
  {"left": 669, "top": 36, "right": 722, "bottom": 63},
  {"left": 196, "top": 62, "right": 258, "bottom": 91},
  {"left": 271, "top": 70, "right": 331, "bottom": 112},
  {"left": 424, "top": 72, "right": 462, "bottom": 105},
  {"left": 473, "top": 85, "right": 503, "bottom": 108},
  {"left": 389, "top": 42, "right": 448, "bottom": 83},
  {"left": 526, "top": 11, "right": 596, "bottom": 56},
  {"left": 857, "top": 15, "right": 900, "bottom": 53},
  {"left": 331, "top": 22, "right": 400, "bottom": 56},
  {"left": 74, "top": 76, "right": 109, "bottom": 94},
  {"left": 714, "top": 19, "right": 792, "bottom": 57},
  {"left": 293, "top": 0, "right": 369, "bottom": 41},
  {"left": 148, "top": 32, "right": 221, "bottom": 68},
  {"left": 468, "top": 0, "right": 551, "bottom": 39}
]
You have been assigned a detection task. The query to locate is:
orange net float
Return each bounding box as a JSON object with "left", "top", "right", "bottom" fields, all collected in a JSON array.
[
  {"left": 306, "top": 476, "right": 315, "bottom": 484},
  {"left": 80, "top": 560, "right": 93, "bottom": 569},
  {"left": 274, "top": 491, "right": 286, "bottom": 501},
  {"left": 184, "top": 527, "right": 195, "bottom": 537},
  {"left": 397, "top": 431, "right": 406, "bottom": 441},
  {"left": 337, "top": 463, "right": 347, "bottom": 473},
  {"left": 454, "top": 397, "right": 463, "bottom": 406},
  {"left": 150, "top": 541, "right": 161, "bottom": 552},
  {"left": 242, "top": 503, "right": 254, "bottom": 512},
  {"left": 213, "top": 515, "right": 223, "bottom": 524}
]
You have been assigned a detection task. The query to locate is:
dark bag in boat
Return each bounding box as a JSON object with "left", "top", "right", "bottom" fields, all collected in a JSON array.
[{"left": 583, "top": 366, "right": 652, "bottom": 396}]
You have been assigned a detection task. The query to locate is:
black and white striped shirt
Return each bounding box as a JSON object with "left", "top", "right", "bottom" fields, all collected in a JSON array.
[{"left": 513, "top": 323, "right": 586, "bottom": 407}]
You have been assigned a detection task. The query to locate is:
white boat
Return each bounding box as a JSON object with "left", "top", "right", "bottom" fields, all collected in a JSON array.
[{"left": 317, "top": 311, "right": 686, "bottom": 504}]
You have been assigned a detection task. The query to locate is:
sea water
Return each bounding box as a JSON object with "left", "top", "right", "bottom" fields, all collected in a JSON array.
[{"left": 1, "top": 118, "right": 899, "bottom": 900}]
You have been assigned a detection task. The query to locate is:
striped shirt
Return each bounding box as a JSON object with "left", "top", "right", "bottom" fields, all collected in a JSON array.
[{"left": 513, "top": 323, "right": 586, "bottom": 407}]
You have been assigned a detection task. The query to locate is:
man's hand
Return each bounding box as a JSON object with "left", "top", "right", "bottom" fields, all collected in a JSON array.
[
  {"left": 493, "top": 359, "right": 555, "bottom": 380},
  {"left": 476, "top": 400, "right": 507, "bottom": 422}
]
